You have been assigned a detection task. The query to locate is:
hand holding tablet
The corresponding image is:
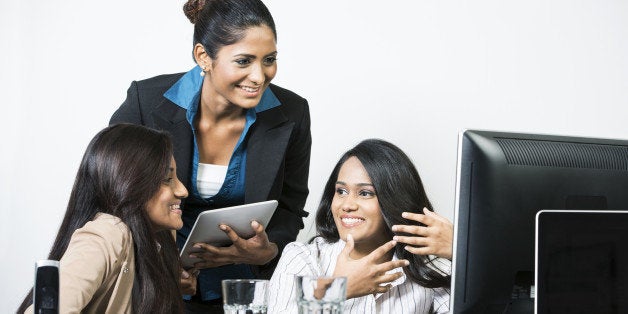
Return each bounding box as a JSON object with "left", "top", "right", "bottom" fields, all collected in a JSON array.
[{"left": 180, "top": 200, "right": 278, "bottom": 269}]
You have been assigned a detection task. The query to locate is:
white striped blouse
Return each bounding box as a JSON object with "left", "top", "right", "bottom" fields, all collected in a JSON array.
[{"left": 268, "top": 237, "right": 450, "bottom": 314}]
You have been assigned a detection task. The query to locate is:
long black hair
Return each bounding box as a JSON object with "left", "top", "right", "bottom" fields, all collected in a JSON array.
[
  {"left": 18, "top": 124, "right": 184, "bottom": 313},
  {"left": 315, "top": 139, "right": 450, "bottom": 289},
  {"left": 183, "top": 0, "right": 276, "bottom": 59}
]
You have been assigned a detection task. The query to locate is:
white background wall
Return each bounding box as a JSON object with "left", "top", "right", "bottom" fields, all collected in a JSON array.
[{"left": 2, "top": 0, "right": 627, "bottom": 311}]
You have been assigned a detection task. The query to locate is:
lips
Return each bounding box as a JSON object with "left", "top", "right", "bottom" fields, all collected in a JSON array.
[
  {"left": 340, "top": 215, "right": 365, "bottom": 228},
  {"left": 169, "top": 203, "right": 182, "bottom": 215},
  {"left": 237, "top": 84, "right": 261, "bottom": 96}
]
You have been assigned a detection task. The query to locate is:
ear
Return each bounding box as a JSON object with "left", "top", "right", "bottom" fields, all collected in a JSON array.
[{"left": 193, "top": 43, "right": 212, "bottom": 72}]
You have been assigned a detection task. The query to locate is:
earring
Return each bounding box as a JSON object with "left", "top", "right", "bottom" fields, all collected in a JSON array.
[{"left": 200, "top": 65, "right": 207, "bottom": 77}]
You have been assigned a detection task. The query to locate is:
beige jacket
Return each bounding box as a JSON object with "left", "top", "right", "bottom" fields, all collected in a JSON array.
[{"left": 27, "top": 213, "right": 135, "bottom": 313}]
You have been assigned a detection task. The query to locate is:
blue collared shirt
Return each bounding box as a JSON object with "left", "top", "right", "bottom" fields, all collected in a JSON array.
[{"left": 164, "top": 66, "right": 281, "bottom": 301}]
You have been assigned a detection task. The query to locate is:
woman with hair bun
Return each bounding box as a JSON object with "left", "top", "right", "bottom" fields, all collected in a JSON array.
[{"left": 110, "top": 0, "right": 311, "bottom": 311}]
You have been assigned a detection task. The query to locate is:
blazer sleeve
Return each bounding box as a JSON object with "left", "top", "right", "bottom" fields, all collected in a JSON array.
[
  {"left": 261, "top": 100, "right": 312, "bottom": 277},
  {"left": 57, "top": 218, "right": 130, "bottom": 313},
  {"left": 110, "top": 81, "right": 144, "bottom": 125}
]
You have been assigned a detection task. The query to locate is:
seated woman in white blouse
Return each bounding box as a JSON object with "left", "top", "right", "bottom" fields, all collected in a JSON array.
[{"left": 269, "top": 139, "right": 452, "bottom": 314}]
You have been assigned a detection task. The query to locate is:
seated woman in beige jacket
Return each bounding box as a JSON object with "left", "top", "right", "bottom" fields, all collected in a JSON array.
[{"left": 18, "top": 124, "right": 196, "bottom": 313}]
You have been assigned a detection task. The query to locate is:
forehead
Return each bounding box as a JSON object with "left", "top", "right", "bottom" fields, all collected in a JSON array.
[
  {"left": 337, "top": 157, "right": 372, "bottom": 184},
  {"left": 219, "top": 25, "right": 277, "bottom": 56}
]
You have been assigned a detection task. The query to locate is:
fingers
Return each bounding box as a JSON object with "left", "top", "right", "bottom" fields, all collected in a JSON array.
[
  {"left": 368, "top": 240, "right": 397, "bottom": 261},
  {"left": 424, "top": 208, "right": 449, "bottom": 223},
  {"left": 377, "top": 258, "right": 409, "bottom": 272},
  {"left": 401, "top": 210, "right": 433, "bottom": 225},
  {"left": 219, "top": 224, "right": 242, "bottom": 243},
  {"left": 340, "top": 234, "right": 355, "bottom": 258},
  {"left": 392, "top": 235, "right": 428, "bottom": 246},
  {"left": 391, "top": 224, "right": 429, "bottom": 236},
  {"left": 403, "top": 245, "right": 433, "bottom": 256}
]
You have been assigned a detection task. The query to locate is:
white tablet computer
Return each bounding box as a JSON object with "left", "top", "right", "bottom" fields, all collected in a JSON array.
[{"left": 179, "top": 200, "right": 278, "bottom": 269}]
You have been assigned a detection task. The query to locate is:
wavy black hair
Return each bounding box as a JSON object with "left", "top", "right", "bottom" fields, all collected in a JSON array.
[
  {"left": 315, "top": 139, "right": 450, "bottom": 289},
  {"left": 18, "top": 124, "right": 184, "bottom": 313}
]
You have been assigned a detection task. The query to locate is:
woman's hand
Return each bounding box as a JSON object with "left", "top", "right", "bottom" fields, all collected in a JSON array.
[
  {"left": 332, "top": 234, "right": 409, "bottom": 299},
  {"left": 189, "top": 220, "right": 278, "bottom": 268},
  {"left": 180, "top": 267, "right": 199, "bottom": 296},
  {"left": 391, "top": 208, "right": 453, "bottom": 260}
]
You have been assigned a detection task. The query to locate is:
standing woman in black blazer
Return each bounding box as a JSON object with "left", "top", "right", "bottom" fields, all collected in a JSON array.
[{"left": 110, "top": 0, "right": 311, "bottom": 311}]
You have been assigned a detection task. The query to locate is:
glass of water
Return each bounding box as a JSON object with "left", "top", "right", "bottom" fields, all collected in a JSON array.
[
  {"left": 222, "top": 279, "right": 269, "bottom": 314},
  {"left": 296, "top": 276, "right": 347, "bottom": 314}
]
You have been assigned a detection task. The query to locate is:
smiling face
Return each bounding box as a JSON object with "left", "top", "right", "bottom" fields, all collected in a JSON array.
[
  {"left": 198, "top": 25, "right": 278, "bottom": 110},
  {"left": 145, "top": 157, "right": 188, "bottom": 231},
  {"left": 331, "top": 157, "right": 390, "bottom": 252}
]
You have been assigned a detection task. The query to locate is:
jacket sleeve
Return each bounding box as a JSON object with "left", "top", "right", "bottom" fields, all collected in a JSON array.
[
  {"left": 110, "top": 81, "right": 144, "bottom": 125},
  {"left": 57, "top": 219, "right": 130, "bottom": 313},
  {"left": 261, "top": 100, "right": 312, "bottom": 278}
]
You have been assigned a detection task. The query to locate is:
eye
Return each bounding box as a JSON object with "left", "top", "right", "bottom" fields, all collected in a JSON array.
[
  {"left": 358, "top": 190, "right": 376, "bottom": 198},
  {"left": 235, "top": 58, "right": 252, "bottom": 66},
  {"left": 263, "top": 56, "right": 277, "bottom": 66},
  {"left": 162, "top": 177, "right": 174, "bottom": 185},
  {"left": 335, "top": 187, "right": 348, "bottom": 196}
]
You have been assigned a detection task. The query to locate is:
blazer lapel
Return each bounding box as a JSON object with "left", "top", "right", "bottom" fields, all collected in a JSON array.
[
  {"left": 245, "top": 108, "right": 293, "bottom": 203},
  {"left": 151, "top": 100, "right": 194, "bottom": 187}
]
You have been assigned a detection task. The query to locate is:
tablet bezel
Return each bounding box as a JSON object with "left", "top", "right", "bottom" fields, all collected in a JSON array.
[{"left": 179, "top": 200, "right": 278, "bottom": 269}]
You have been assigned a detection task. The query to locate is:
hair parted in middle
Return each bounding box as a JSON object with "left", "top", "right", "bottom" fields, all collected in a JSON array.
[
  {"left": 183, "top": 0, "right": 276, "bottom": 60},
  {"left": 314, "top": 139, "right": 450, "bottom": 289}
]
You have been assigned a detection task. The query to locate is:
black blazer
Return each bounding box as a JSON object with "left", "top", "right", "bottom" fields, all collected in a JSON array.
[{"left": 110, "top": 73, "right": 311, "bottom": 278}]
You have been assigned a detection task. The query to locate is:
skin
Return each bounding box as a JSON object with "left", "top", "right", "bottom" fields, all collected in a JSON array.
[
  {"left": 189, "top": 25, "right": 279, "bottom": 268},
  {"left": 145, "top": 157, "right": 188, "bottom": 231},
  {"left": 144, "top": 157, "right": 198, "bottom": 293},
  {"left": 329, "top": 157, "right": 410, "bottom": 299},
  {"left": 392, "top": 209, "right": 454, "bottom": 260}
]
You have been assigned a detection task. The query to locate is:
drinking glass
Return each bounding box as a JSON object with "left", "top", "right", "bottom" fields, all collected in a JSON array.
[
  {"left": 222, "top": 279, "right": 269, "bottom": 314},
  {"left": 296, "top": 276, "right": 347, "bottom": 314}
]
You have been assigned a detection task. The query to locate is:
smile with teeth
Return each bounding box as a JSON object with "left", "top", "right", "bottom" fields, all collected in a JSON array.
[
  {"left": 238, "top": 85, "right": 260, "bottom": 93},
  {"left": 170, "top": 204, "right": 182, "bottom": 214},
  {"left": 341, "top": 216, "right": 365, "bottom": 227}
]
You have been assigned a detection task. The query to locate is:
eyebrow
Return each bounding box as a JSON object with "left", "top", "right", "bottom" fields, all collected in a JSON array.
[
  {"left": 335, "top": 181, "right": 374, "bottom": 187},
  {"left": 233, "top": 51, "right": 278, "bottom": 58}
]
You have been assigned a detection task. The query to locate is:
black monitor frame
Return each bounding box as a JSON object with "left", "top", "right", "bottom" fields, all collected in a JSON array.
[{"left": 450, "top": 130, "right": 628, "bottom": 313}]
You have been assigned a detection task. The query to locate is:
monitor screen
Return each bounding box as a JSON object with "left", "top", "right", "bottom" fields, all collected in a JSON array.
[
  {"left": 535, "top": 210, "right": 628, "bottom": 314},
  {"left": 450, "top": 130, "right": 628, "bottom": 313}
]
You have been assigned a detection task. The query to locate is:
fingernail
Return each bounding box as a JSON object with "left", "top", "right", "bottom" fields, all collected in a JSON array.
[
  {"left": 251, "top": 220, "right": 259, "bottom": 228},
  {"left": 391, "top": 240, "right": 397, "bottom": 245},
  {"left": 182, "top": 271, "right": 190, "bottom": 279},
  {"left": 391, "top": 225, "right": 398, "bottom": 231},
  {"left": 392, "top": 236, "right": 399, "bottom": 241},
  {"left": 219, "top": 224, "right": 227, "bottom": 231},
  {"left": 403, "top": 260, "right": 410, "bottom": 266},
  {"left": 193, "top": 244, "right": 201, "bottom": 248},
  {"left": 401, "top": 212, "right": 409, "bottom": 218}
]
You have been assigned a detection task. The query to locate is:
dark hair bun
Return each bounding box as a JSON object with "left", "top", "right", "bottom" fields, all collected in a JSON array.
[{"left": 183, "top": 0, "right": 207, "bottom": 24}]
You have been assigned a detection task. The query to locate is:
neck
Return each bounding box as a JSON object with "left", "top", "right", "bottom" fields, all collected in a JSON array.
[
  {"left": 349, "top": 240, "right": 394, "bottom": 262},
  {"left": 199, "top": 80, "right": 246, "bottom": 123}
]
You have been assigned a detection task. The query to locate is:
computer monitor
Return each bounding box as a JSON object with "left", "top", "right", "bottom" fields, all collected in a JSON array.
[{"left": 450, "top": 130, "right": 628, "bottom": 313}]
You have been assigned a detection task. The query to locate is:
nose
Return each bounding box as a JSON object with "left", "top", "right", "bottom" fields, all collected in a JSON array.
[
  {"left": 174, "top": 178, "right": 188, "bottom": 199},
  {"left": 248, "top": 62, "right": 264, "bottom": 85},
  {"left": 340, "top": 194, "right": 358, "bottom": 212}
]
